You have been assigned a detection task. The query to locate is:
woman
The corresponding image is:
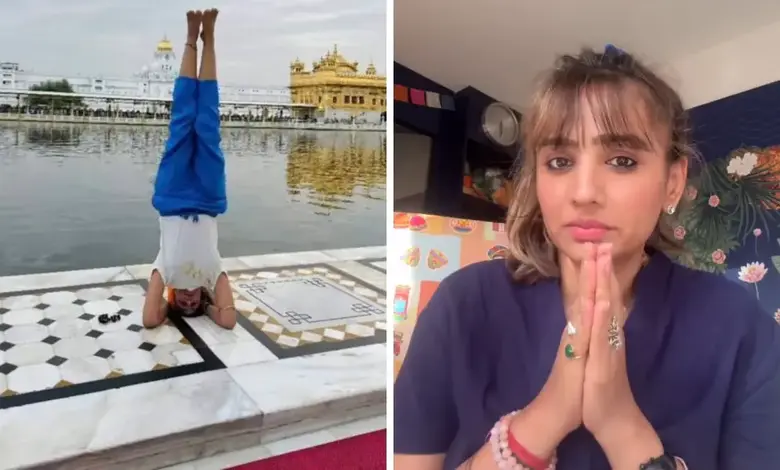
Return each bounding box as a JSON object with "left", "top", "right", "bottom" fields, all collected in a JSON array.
[
  {"left": 394, "top": 46, "right": 780, "bottom": 469},
  {"left": 142, "top": 9, "right": 236, "bottom": 330}
]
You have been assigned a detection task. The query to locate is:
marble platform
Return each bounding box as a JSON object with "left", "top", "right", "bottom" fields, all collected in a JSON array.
[
  {"left": 162, "top": 414, "right": 386, "bottom": 469},
  {"left": 0, "top": 246, "right": 387, "bottom": 470}
]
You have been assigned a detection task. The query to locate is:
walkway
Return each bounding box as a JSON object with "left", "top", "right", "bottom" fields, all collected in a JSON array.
[{"left": 0, "top": 246, "right": 387, "bottom": 469}]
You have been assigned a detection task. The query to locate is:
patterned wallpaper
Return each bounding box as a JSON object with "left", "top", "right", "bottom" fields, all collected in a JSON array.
[
  {"left": 391, "top": 213, "right": 508, "bottom": 377},
  {"left": 682, "top": 79, "right": 780, "bottom": 321}
]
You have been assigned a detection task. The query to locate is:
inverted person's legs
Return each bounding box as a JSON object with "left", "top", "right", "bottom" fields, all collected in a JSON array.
[
  {"left": 152, "top": 10, "right": 203, "bottom": 216},
  {"left": 192, "top": 8, "right": 227, "bottom": 216},
  {"left": 198, "top": 9, "right": 217, "bottom": 82},
  {"left": 178, "top": 12, "right": 200, "bottom": 80},
  {"left": 167, "top": 10, "right": 200, "bottom": 137}
]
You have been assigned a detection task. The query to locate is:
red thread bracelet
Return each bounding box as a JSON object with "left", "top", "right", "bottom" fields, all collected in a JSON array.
[{"left": 507, "top": 429, "right": 549, "bottom": 470}]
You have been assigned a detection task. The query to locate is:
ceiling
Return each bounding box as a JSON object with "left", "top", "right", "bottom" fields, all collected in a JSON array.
[{"left": 395, "top": 0, "right": 780, "bottom": 109}]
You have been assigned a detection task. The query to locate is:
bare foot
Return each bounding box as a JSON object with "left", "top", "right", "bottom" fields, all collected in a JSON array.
[
  {"left": 186, "top": 10, "right": 202, "bottom": 43},
  {"left": 201, "top": 8, "right": 218, "bottom": 42}
]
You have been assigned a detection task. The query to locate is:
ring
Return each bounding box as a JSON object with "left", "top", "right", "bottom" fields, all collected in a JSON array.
[
  {"left": 564, "top": 343, "right": 583, "bottom": 360},
  {"left": 566, "top": 321, "right": 577, "bottom": 336},
  {"left": 608, "top": 315, "right": 622, "bottom": 350}
]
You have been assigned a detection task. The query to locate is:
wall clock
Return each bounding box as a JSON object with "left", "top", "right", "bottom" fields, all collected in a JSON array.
[{"left": 481, "top": 101, "right": 519, "bottom": 147}]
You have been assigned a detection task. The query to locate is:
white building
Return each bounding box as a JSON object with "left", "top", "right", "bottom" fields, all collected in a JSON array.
[{"left": 0, "top": 37, "right": 292, "bottom": 112}]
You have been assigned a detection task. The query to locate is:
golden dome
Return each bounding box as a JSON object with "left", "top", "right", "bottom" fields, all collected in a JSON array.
[
  {"left": 310, "top": 44, "right": 358, "bottom": 74},
  {"left": 290, "top": 57, "right": 304, "bottom": 69},
  {"left": 157, "top": 36, "right": 174, "bottom": 53}
]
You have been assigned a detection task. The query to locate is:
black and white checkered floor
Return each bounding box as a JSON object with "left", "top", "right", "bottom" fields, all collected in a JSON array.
[{"left": 0, "top": 259, "right": 386, "bottom": 409}]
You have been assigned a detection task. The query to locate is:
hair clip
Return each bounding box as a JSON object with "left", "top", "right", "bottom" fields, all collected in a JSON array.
[{"left": 604, "top": 43, "right": 625, "bottom": 57}]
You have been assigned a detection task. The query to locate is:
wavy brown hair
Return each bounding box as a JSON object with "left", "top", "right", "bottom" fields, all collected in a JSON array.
[{"left": 506, "top": 46, "right": 698, "bottom": 283}]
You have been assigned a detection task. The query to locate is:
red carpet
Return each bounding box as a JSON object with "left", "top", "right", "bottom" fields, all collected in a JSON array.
[{"left": 229, "top": 429, "right": 386, "bottom": 470}]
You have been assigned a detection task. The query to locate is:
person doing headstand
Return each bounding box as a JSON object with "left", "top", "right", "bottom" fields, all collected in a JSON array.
[{"left": 143, "top": 9, "right": 236, "bottom": 330}]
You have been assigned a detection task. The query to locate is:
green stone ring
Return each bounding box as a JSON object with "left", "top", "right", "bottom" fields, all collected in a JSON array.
[{"left": 564, "top": 343, "right": 582, "bottom": 360}]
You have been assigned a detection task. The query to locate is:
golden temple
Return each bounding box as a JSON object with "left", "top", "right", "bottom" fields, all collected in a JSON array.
[{"left": 289, "top": 45, "right": 386, "bottom": 119}]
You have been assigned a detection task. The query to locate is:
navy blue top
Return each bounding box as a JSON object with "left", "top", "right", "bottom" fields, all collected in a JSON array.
[{"left": 394, "top": 253, "right": 780, "bottom": 469}]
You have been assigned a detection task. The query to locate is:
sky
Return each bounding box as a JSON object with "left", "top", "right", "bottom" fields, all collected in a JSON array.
[{"left": 0, "top": 0, "right": 386, "bottom": 87}]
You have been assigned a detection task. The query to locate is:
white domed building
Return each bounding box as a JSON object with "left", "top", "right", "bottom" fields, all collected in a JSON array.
[
  {"left": 131, "top": 37, "right": 179, "bottom": 101},
  {"left": 0, "top": 36, "right": 292, "bottom": 112}
]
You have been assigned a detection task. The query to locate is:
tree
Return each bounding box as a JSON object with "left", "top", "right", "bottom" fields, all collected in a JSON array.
[{"left": 26, "top": 79, "right": 84, "bottom": 109}]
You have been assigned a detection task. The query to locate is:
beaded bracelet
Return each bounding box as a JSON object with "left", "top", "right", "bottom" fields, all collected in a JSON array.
[
  {"left": 489, "top": 411, "right": 557, "bottom": 470},
  {"left": 488, "top": 411, "right": 684, "bottom": 470}
]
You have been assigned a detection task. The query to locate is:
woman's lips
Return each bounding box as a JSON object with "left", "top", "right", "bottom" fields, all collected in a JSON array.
[
  {"left": 565, "top": 220, "right": 612, "bottom": 242},
  {"left": 567, "top": 226, "right": 609, "bottom": 242}
]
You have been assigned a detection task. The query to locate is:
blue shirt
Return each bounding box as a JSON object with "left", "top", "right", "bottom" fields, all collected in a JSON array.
[{"left": 394, "top": 253, "right": 780, "bottom": 469}]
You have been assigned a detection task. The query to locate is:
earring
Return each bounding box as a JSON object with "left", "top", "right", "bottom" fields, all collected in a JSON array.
[{"left": 665, "top": 205, "right": 676, "bottom": 215}]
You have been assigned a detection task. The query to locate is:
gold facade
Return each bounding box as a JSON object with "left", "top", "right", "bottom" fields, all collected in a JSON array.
[{"left": 289, "top": 45, "right": 386, "bottom": 117}]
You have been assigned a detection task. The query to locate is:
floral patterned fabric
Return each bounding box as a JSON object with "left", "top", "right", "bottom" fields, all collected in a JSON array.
[{"left": 682, "top": 81, "right": 780, "bottom": 321}]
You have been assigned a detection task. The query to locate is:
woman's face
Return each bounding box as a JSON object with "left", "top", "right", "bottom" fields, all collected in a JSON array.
[
  {"left": 174, "top": 288, "right": 202, "bottom": 314},
  {"left": 535, "top": 91, "right": 686, "bottom": 264}
]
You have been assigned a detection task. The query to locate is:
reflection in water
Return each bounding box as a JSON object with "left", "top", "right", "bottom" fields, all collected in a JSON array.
[
  {"left": 0, "top": 123, "right": 386, "bottom": 276},
  {"left": 25, "top": 126, "right": 84, "bottom": 146},
  {"left": 287, "top": 132, "right": 386, "bottom": 216}
]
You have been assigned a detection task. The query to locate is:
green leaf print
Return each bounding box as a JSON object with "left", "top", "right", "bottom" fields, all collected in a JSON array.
[{"left": 772, "top": 256, "right": 780, "bottom": 275}]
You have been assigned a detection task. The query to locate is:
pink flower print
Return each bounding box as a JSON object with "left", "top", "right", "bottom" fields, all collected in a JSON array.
[
  {"left": 673, "top": 226, "right": 686, "bottom": 240},
  {"left": 685, "top": 186, "right": 698, "bottom": 201},
  {"left": 711, "top": 249, "right": 726, "bottom": 265},
  {"left": 738, "top": 262, "right": 768, "bottom": 300},
  {"left": 754, "top": 228, "right": 762, "bottom": 237},
  {"left": 738, "top": 262, "right": 768, "bottom": 283},
  {"left": 708, "top": 194, "right": 720, "bottom": 207}
]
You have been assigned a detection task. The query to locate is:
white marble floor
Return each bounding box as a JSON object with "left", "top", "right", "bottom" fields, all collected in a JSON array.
[
  {"left": 0, "top": 282, "right": 201, "bottom": 397},
  {"left": 0, "top": 247, "right": 388, "bottom": 470},
  {"left": 227, "top": 264, "right": 386, "bottom": 354},
  {"left": 371, "top": 260, "right": 387, "bottom": 271}
]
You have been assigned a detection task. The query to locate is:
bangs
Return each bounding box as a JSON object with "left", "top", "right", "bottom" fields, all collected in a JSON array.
[{"left": 525, "top": 78, "right": 668, "bottom": 154}]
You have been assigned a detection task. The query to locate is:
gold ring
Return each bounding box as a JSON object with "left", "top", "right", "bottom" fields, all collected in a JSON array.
[{"left": 608, "top": 315, "right": 622, "bottom": 350}]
